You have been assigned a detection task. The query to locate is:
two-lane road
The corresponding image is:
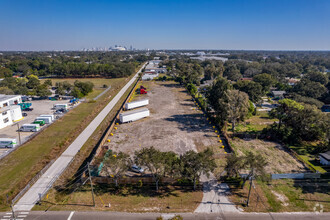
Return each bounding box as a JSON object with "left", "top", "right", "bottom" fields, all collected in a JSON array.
[{"left": 14, "top": 63, "right": 146, "bottom": 211}]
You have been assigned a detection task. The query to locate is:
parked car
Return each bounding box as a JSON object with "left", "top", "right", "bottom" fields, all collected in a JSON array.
[
  {"left": 131, "top": 165, "right": 144, "bottom": 173},
  {"left": 22, "top": 113, "right": 28, "bottom": 117},
  {"left": 23, "top": 108, "right": 34, "bottom": 111}
]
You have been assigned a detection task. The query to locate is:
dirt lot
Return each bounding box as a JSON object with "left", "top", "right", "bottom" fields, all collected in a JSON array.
[
  {"left": 104, "top": 81, "right": 223, "bottom": 156},
  {"left": 231, "top": 138, "right": 307, "bottom": 173}
]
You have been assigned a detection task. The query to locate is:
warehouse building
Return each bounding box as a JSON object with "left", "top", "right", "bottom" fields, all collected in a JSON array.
[{"left": 0, "top": 94, "right": 23, "bottom": 129}]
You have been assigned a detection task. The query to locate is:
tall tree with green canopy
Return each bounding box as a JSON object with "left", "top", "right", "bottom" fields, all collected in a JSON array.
[
  {"left": 241, "top": 152, "right": 268, "bottom": 187},
  {"left": 234, "top": 80, "right": 263, "bottom": 103},
  {"left": 206, "top": 77, "right": 231, "bottom": 126},
  {"left": 253, "top": 73, "right": 275, "bottom": 93},
  {"left": 180, "top": 148, "right": 216, "bottom": 190},
  {"left": 225, "top": 90, "right": 250, "bottom": 132},
  {"left": 103, "top": 152, "right": 131, "bottom": 187},
  {"left": 269, "top": 98, "right": 304, "bottom": 132},
  {"left": 134, "top": 147, "right": 176, "bottom": 191}
]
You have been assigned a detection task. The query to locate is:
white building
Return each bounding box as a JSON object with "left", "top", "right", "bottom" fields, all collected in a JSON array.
[
  {"left": 0, "top": 95, "right": 23, "bottom": 129},
  {"left": 0, "top": 94, "right": 22, "bottom": 107}
]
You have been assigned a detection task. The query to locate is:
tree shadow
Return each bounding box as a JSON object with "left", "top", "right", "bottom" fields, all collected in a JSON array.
[
  {"left": 164, "top": 114, "right": 213, "bottom": 134},
  {"left": 292, "top": 178, "right": 330, "bottom": 195}
]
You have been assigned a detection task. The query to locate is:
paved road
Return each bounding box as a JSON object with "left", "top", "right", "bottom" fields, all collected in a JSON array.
[
  {"left": 93, "top": 85, "right": 111, "bottom": 101},
  {"left": 195, "top": 175, "right": 241, "bottom": 214},
  {"left": 13, "top": 63, "right": 146, "bottom": 212},
  {"left": 1, "top": 211, "right": 328, "bottom": 220}
]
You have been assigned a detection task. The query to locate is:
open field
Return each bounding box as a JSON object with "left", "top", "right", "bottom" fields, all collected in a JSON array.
[
  {"left": 230, "top": 138, "right": 307, "bottom": 173},
  {"left": 227, "top": 112, "right": 306, "bottom": 174},
  {"left": 103, "top": 81, "right": 224, "bottom": 158},
  {"left": 34, "top": 184, "right": 203, "bottom": 213},
  {"left": 228, "top": 179, "right": 330, "bottom": 212},
  {"left": 0, "top": 77, "right": 130, "bottom": 211},
  {"left": 41, "top": 78, "right": 120, "bottom": 99}
]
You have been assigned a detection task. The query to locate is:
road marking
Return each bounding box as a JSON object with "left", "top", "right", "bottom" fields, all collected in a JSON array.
[
  {"left": 2, "top": 216, "right": 11, "bottom": 218},
  {"left": 67, "top": 211, "right": 75, "bottom": 220},
  {"left": 5, "top": 213, "right": 11, "bottom": 215},
  {"left": 17, "top": 215, "right": 27, "bottom": 218},
  {"left": 19, "top": 212, "right": 29, "bottom": 214}
]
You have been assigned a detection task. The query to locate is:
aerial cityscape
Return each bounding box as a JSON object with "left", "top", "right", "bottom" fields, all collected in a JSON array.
[{"left": 0, "top": 0, "right": 329, "bottom": 220}]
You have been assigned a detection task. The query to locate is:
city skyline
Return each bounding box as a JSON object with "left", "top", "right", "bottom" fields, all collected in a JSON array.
[{"left": 1, "top": 0, "right": 330, "bottom": 51}]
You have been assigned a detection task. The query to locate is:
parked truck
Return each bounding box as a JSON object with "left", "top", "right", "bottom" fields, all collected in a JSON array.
[
  {"left": 0, "top": 138, "right": 17, "bottom": 148},
  {"left": 40, "top": 114, "right": 55, "bottom": 121},
  {"left": 54, "top": 103, "right": 68, "bottom": 111},
  {"left": 33, "top": 120, "right": 45, "bottom": 126},
  {"left": 119, "top": 108, "right": 150, "bottom": 123},
  {"left": 20, "top": 124, "right": 40, "bottom": 132},
  {"left": 35, "top": 116, "right": 52, "bottom": 124},
  {"left": 125, "top": 99, "right": 149, "bottom": 110}
]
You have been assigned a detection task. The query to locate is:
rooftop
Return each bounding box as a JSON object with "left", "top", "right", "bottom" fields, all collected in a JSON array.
[{"left": 0, "top": 94, "right": 21, "bottom": 103}]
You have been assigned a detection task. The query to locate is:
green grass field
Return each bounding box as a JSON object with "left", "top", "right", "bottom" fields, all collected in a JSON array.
[
  {"left": 41, "top": 78, "right": 120, "bottom": 99},
  {"left": 0, "top": 77, "right": 130, "bottom": 211},
  {"left": 34, "top": 184, "right": 203, "bottom": 213},
  {"left": 229, "top": 179, "right": 330, "bottom": 212}
]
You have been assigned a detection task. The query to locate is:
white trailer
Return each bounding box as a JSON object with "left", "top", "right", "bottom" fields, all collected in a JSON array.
[
  {"left": 54, "top": 104, "right": 68, "bottom": 110},
  {"left": 125, "top": 99, "right": 149, "bottom": 110},
  {"left": 35, "top": 117, "right": 52, "bottom": 124},
  {"left": 20, "top": 124, "right": 40, "bottom": 132},
  {"left": 119, "top": 108, "right": 150, "bottom": 123},
  {"left": 0, "top": 138, "right": 17, "bottom": 148},
  {"left": 39, "top": 114, "right": 55, "bottom": 121}
]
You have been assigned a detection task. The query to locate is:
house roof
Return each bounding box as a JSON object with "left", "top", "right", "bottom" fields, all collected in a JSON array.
[{"left": 319, "top": 151, "right": 330, "bottom": 161}]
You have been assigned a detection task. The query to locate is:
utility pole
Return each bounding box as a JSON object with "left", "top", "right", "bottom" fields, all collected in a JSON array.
[
  {"left": 87, "top": 162, "right": 95, "bottom": 207},
  {"left": 10, "top": 203, "right": 15, "bottom": 219},
  {"left": 15, "top": 123, "right": 21, "bottom": 145},
  {"left": 246, "top": 175, "right": 253, "bottom": 207}
]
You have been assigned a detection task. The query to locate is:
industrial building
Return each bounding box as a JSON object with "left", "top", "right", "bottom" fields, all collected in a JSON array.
[
  {"left": 0, "top": 95, "right": 23, "bottom": 129},
  {"left": 142, "top": 60, "right": 167, "bottom": 80}
]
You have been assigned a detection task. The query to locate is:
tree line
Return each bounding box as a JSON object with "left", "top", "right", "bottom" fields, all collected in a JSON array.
[{"left": 101, "top": 147, "right": 216, "bottom": 191}]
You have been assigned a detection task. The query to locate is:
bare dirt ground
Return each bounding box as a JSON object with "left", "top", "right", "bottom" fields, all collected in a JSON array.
[
  {"left": 231, "top": 138, "right": 307, "bottom": 173},
  {"left": 104, "top": 81, "right": 223, "bottom": 156}
]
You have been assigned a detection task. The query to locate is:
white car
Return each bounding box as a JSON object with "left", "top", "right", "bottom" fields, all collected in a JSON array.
[{"left": 131, "top": 165, "right": 144, "bottom": 173}]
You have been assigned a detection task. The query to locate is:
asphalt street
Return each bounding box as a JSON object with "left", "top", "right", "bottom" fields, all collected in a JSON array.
[
  {"left": 1, "top": 211, "right": 329, "bottom": 220},
  {"left": 13, "top": 63, "right": 147, "bottom": 212}
]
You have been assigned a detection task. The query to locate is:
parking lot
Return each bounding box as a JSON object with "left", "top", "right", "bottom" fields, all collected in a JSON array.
[
  {"left": 0, "top": 99, "right": 73, "bottom": 157},
  {"left": 103, "top": 81, "right": 223, "bottom": 158}
]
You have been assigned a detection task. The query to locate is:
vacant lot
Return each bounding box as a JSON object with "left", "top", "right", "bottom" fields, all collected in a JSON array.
[
  {"left": 229, "top": 179, "right": 330, "bottom": 212},
  {"left": 41, "top": 78, "right": 117, "bottom": 99},
  {"left": 104, "top": 81, "right": 223, "bottom": 156},
  {"left": 231, "top": 138, "right": 306, "bottom": 173}
]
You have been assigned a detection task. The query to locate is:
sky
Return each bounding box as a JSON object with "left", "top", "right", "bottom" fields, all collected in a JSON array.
[{"left": 0, "top": 0, "right": 330, "bottom": 51}]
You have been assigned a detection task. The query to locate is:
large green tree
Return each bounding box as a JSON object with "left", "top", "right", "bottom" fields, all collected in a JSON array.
[
  {"left": 104, "top": 152, "right": 131, "bottom": 187},
  {"left": 180, "top": 148, "right": 216, "bottom": 190},
  {"left": 234, "top": 80, "right": 263, "bottom": 103},
  {"left": 225, "top": 90, "right": 250, "bottom": 132}
]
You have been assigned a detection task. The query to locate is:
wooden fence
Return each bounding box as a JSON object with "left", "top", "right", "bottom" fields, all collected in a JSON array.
[{"left": 92, "top": 176, "right": 177, "bottom": 185}]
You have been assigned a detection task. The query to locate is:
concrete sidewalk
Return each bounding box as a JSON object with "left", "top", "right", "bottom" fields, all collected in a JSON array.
[{"left": 14, "top": 63, "right": 146, "bottom": 211}]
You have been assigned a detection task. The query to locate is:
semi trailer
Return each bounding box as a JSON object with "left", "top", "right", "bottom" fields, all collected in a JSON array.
[
  {"left": 119, "top": 108, "right": 150, "bottom": 123},
  {"left": 125, "top": 99, "right": 149, "bottom": 110}
]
